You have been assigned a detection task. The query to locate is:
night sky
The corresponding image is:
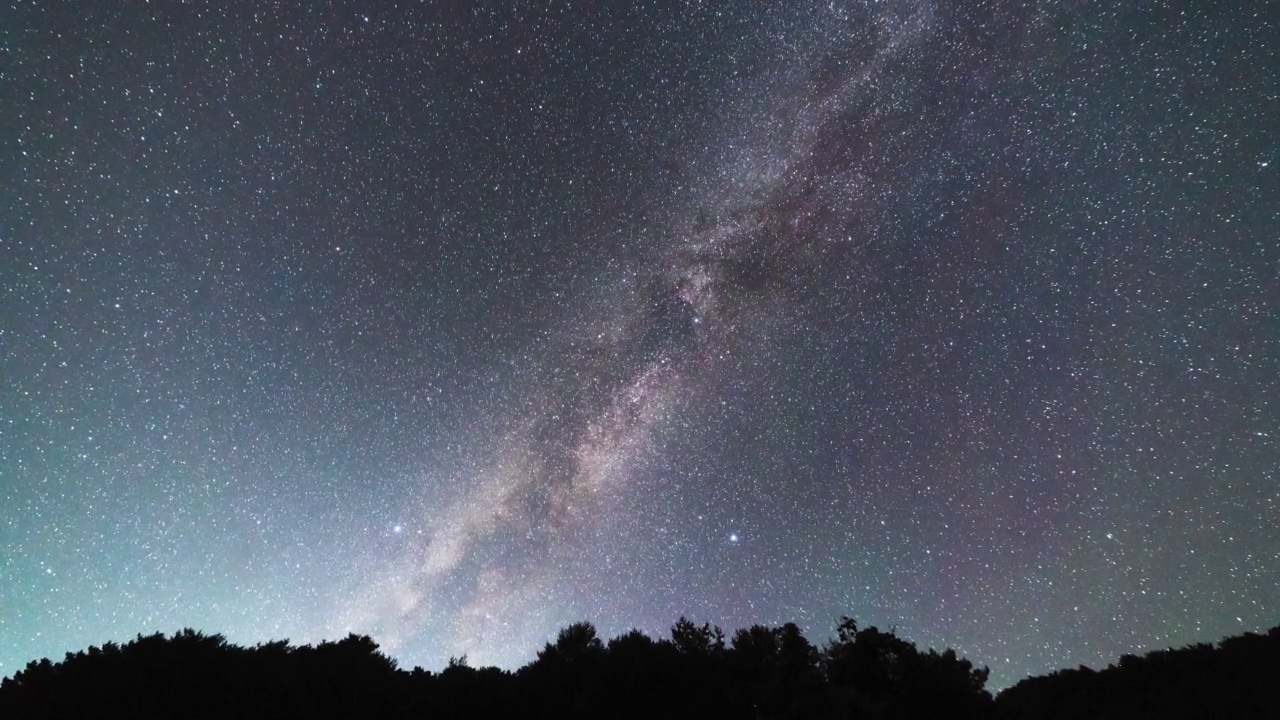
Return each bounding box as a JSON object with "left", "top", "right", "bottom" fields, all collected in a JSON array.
[{"left": 3, "top": 1, "right": 1277, "bottom": 689}]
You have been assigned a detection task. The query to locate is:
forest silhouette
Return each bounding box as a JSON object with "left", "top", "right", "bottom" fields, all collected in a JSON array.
[{"left": 1, "top": 617, "right": 1276, "bottom": 719}]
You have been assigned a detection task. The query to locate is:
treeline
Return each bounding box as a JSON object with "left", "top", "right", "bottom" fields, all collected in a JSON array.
[
  {"left": 0, "top": 618, "right": 1275, "bottom": 720},
  {"left": 997, "top": 624, "right": 1280, "bottom": 719}
]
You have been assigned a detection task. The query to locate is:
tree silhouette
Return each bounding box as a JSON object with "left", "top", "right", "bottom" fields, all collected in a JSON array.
[
  {"left": 523, "top": 622, "right": 608, "bottom": 719},
  {"left": 534, "top": 621, "right": 605, "bottom": 668},
  {"left": 670, "top": 616, "right": 726, "bottom": 657},
  {"left": 2, "top": 619, "right": 1273, "bottom": 720},
  {"left": 825, "top": 617, "right": 992, "bottom": 720},
  {"left": 996, "top": 626, "right": 1280, "bottom": 720}
]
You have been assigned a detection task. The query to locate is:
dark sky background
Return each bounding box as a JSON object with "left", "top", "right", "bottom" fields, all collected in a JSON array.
[{"left": 2, "top": 0, "right": 1277, "bottom": 689}]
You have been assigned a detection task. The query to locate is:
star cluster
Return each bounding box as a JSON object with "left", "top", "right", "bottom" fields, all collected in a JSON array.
[{"left": 2, "top": 1, "right": 1276, "bottom": 689}]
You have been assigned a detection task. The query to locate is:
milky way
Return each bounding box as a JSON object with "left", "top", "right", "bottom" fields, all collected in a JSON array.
[{"left": 3, "top": 1, "right": 1277, "bottom": 688}]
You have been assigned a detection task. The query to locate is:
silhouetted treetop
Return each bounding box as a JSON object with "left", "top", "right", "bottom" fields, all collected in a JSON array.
[
  {"left": 996, "top": 625, "right": 1280, "bottom": 720},
  {"left": 2, "top": 619, "right": 1274, "bottom": 720}
]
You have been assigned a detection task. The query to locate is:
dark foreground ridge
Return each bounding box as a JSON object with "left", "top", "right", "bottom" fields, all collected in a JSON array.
[{"left": 1, "top": 618, "right": 1276, "bottom": 719}]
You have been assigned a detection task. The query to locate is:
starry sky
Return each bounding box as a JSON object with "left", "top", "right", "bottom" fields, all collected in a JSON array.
[{"left": 2, "top": 0, "right": 1277, "bottom": 690}]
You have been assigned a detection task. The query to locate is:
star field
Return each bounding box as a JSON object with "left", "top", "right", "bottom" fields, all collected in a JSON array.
[{"left": 2, "top": 1, "right": 1277, "bottom": 689}]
